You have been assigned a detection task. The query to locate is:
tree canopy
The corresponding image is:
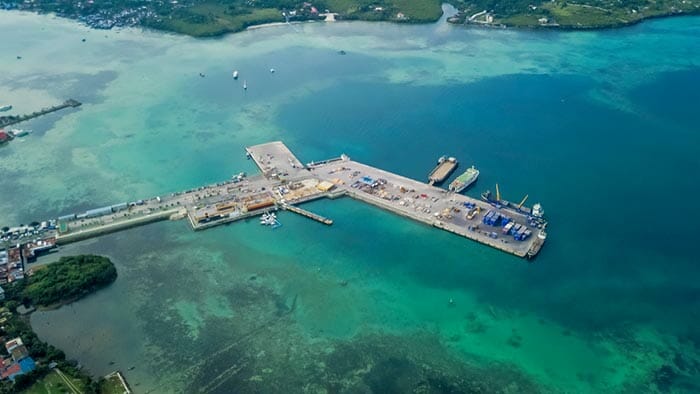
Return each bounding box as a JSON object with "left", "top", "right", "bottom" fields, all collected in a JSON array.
[{"left": 23, "top": 255, "right": 117, "bottom": 307}]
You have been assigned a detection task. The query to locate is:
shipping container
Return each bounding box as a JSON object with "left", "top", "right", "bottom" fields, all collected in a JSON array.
[{"left": 503, "top": 222, "right": 515, "bottom": 234}]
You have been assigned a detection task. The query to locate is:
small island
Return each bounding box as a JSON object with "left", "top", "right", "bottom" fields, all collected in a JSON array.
[
  {"left": 0, "top": 255, "right": 125, "bottom": 393},
  {"left": 1, "top": 0, "right": 697, "bottom": 37}
]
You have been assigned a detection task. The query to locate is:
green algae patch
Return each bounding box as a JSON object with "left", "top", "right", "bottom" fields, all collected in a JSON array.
[{"left": 171, "top": 300, "right": 206, "bottom": 339}]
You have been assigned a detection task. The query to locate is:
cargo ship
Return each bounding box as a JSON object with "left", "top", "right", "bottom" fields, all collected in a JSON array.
[
  {"left": 0, "top": 105, "right": 11, "bottom": 112},
  {"left": 448, "top": 166, "right": 479, "bottom": 193},
  {"left": 428, "top": 156, "right": 457, "bottom": 185}
]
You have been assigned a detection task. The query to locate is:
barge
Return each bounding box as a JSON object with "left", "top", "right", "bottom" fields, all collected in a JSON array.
[{"left": 428, "top": 156, "right": 458, "bottom": 185}]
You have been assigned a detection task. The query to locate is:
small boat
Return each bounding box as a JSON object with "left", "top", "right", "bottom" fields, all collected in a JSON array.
[
  {"left": 270, "top": 68, "right": 275, "bottom": 74},
  {"left": 260, "top": 212, "right": 281, "bottom": 228},
  {"left": 232, "top": 70, "right": 239, "bottom": 79},
  {"left": 0, "top": 105, "right": 11, "bottom": 112},
  {"left": 243, "top": 80, "right": 247, "bottom": 90},
  {"left": 9, "top": 129, "right": 31, "bottom": 138},
  {"left": 260, "top": 212, "right": 276, "bottom": 224}
]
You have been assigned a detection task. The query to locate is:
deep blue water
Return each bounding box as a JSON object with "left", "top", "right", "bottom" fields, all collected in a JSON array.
[{"left": 279, "top": 69, "right": 700, "bottom": 334}]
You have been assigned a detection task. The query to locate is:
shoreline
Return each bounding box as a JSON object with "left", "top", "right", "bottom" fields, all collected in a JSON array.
[
  {"left": 245, "top": 20, "right": 309, "bottom": 30},
  {"left": 449, "top": 9, "right": 700, "bottom": 31},
  {"left": 1, "top": 8, "right": 698, "bottom": 40},
  {"left": 0, "top": 255, "right": 119, "bottom": 392}
]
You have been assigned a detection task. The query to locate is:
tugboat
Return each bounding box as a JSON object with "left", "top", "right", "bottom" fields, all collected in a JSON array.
[
  {"left": 531, "top": 203, "right": 544, "bottom": 218},
  {"left": 527, "top": 226, "right": 547, "bottom": 260}
]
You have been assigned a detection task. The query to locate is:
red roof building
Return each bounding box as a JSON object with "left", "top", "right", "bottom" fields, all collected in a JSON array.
[{"left": 0, "top": 363, "right": 20, "bottom": 380}]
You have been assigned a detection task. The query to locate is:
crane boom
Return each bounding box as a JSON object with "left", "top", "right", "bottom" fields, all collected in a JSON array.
[{"left": 517, "top": 194, "right": 529, "bottom": 209}]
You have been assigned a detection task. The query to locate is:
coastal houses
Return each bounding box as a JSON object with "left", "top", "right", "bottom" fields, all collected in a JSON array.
[
  {"left": 0, "top": 223, "right": 58, "bottom": 283},
  {"left": 0, "top": 337, "right": 36, "bottom": 381},
  {"left": 0, "top": 246, "right": 24, "bottom": 284}
]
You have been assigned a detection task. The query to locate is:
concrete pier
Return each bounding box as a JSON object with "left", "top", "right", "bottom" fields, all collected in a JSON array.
[
  {"left": 0, "top": 99, "right": 81, "bottom": 128},
  {"left": 282, "top": 204, "right": 333, "bottom": 225},
  {"left": 3, "top": 141, "right": 547, "bottom": 260}
]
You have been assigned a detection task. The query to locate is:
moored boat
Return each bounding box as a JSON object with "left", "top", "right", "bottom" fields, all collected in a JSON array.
[
  {"left": 449, "top": 165, "right": 479, "bottom": 193},
  {"left": 9, "top": 129, "right": 30, "bottom": 138},
  {"left": 531, "top": 203, "right": 544, "bottom": 218},
  {"left": 527, "top": 227, "right": 547, "bottom": 259},
  {"left": 428, "top": 156, "right": 458, "bottom": 185}
]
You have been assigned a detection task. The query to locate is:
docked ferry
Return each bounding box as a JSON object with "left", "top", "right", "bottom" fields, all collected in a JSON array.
[{"left": 448, "top": 166, "right": 479, "bottom": 193}]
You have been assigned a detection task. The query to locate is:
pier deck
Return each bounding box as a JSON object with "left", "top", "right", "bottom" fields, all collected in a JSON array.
[
  {"left": 283, "top": 204, "right": 333, "bottom": 225},
  {"left": 2, "top": 141, "right": 546, "bottom": 261},
  {"left": 314, "top": 160, "right": 535, "bottom": 257},
  {"left": 0, "top": 99, "right": 81, "bottom": 128}
]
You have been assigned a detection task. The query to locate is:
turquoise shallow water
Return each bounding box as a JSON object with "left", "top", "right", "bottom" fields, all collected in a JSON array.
[{"left": 1, "top": 10, "right": 700, "bottom": 393}]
